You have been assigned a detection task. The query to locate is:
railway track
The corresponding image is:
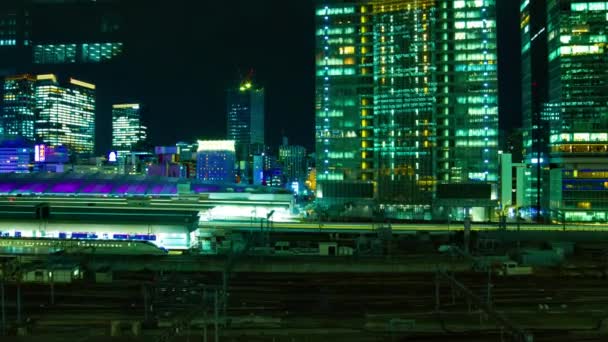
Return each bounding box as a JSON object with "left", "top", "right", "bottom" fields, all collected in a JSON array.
[{"left": 0, "top": 271, "right": 605, "bottom": 341}]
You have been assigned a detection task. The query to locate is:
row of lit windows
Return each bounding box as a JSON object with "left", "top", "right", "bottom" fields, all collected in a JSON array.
[
  {"left": 454, "top": 1, "right": 492, "bottom": 9},
  {"left": 454, "top": 20, "right": 495, "bottom": 30},
  {"left": 0, "top": 39, "right": 15, "bottom": 46},
  {"left": 571, "top": 2, "right": 608, "bottom": 11},
  {"left": 33, "top": 42, "right": 123, "bottom": 64}
]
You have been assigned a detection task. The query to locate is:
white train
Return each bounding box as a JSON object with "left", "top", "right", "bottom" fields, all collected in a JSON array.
[
  {"left": 0, "top": 221, "right": 193, "bottom": 251},
  {"left": 0, "top": 236, "right": 167, "bottom": 255}
]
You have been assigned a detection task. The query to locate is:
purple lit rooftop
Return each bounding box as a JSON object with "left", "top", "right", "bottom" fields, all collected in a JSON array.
[{"left": 0, "top": 173, "right": 289, "bottom": 197}]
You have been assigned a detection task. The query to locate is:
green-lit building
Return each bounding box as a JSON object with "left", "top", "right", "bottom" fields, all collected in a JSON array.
[
  {"left": 1, "top": 74, "right": 37, "bottom": 140},
  {"left": 35, "top": 74, "right": 96, "bottom": 155},
  {"left": 315, "top": 0, "right": 499, "bottom": 219},
  {"left": 522, "top": 0, "right": 608, "bottom": 222},
  {"left": 0, "top": 0, "right": 124, "bottom": 68},
  {"left": 315, "top": 3, "right": 373, "bottom": 205},
  {"left": 112, "top": 103, "right": 147, "bottom": 156}
]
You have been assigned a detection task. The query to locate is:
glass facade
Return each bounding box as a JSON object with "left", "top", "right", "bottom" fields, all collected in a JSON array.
[
  {"left": 544, "top": 1, "right": 608, "bottom": 221},
  {"left": 0, "top": 0, "right": 124, "bottom": 68},
  {"left": 35, "top": 74, "right": 96, "bottom": 155},
  {"left": 2, "top": 74, "right": 36, "bottom": 140},
  {"left": 33, "top": 42, "right": 123, "bottom": 64},
  {"left": 437, "top": 0, "right": 499, "bottom": 184},
  {"left": 112, "top": 103, "right": 147, "bottom": 156},
  {"left": 521, "top": 0, "right": 550, "bottom": 216},
  {"left": 315, "top": 0, "right": 499, "bottom": 214},
  {"left": 226, "top": 81, "right": 265, "bottom": 162},
  {"left": 278, "top": 145, "right": 307, "bottom": 182},
  {"left": 316, "top": 4, "right": 366, "bottom": 184},
  {"left": 0, "top": 11, "right": 18, "bottom": 47},
  {"left": 373, "top": 2, "right": 437, "bottom": 205}
]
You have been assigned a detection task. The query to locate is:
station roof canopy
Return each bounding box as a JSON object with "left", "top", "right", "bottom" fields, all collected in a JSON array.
[{"left": 0, "top": 173, "right": 290, "bottom": 197}]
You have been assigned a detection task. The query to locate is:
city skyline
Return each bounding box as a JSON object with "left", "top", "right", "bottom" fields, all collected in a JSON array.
[{"left": 0, "top": 0, "right": 520, "bottom": 154}]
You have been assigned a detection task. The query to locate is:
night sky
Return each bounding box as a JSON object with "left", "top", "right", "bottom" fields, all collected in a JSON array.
[
  {"left": 91, "top": 0, "right": 316, "bottom": 154},
  {"left": 90, "top": 0, "right": 518, "bottom": 154}
]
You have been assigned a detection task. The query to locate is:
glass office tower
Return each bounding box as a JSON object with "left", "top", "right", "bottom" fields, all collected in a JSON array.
[
  {"left": 521, "top": 0, "right": 550, "bottom": 219},
  {"left": 112, "top": 103, "right": 147, "bottom": 156},
  {"left": 315, "top": 3, "right": 377, "bottom": 206},
  {"left": 226, "top": 80, "right": 265, "bottom": 163},
  {"left": 436, "top": 0, "right": 499, "bottom": 184},
  {"left": 316, "top": 4, "right": 368, "bottom": 184},
  {"left": 1, "top": 74, "right": 36, "bottom": 140},
  {"left": 315, "top": 0, "right": 499, "bottom": 218},
  {"left": 0, "top": 0, "right": 124, "bottom": 67},
  {"left": 372, "top": 1, "right": 437, "bottom": 207},
  {"left": 545, "top": 1, "right": 608, "bottom": 221},
  {"left": 35, "top": 74, "right": 95, "bottom": 155}
]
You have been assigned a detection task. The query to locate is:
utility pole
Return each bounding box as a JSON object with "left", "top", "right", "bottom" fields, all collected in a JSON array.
[
  {"left": 214, "top": 290, "right": 219, "bottom": 342},
  {"left": 436, "top": 269, "right": 533, "bottom": 342},
  {"left": 203, "top": 288, "right": 208, "bottom": 342},
  {"left": 142, "top": 284, "right": 149, "bottom": 323},
  {"left": 486, "top": 266, "right": 492, "bottom": 307},
  {"left": 434, "top": 272, "right": 440, "bottom": 312},
  {"left": 16, "top": 277, "right": 21, "bottom": 325},
  {"left": 1, "top": 278, "right": 5, "bottom": 336},
  {"left": 49, "top": 268, "right": 55, "bottom": 305},
  {"left": 463, "top": 213, "right": 471, "bottom": 254}
]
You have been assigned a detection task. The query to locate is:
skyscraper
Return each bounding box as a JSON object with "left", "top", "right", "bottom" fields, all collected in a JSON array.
[
  {"left": 315, "top": 0, "right": 499, "bottom": 218},
  {"left": 521, "top": 0, "right": 608, "bottom": 222},
  {"left": 1, "top": 74, "right": 36, "bottom": 140},
  {"left": 35, "top": 74, "right": 96, "bottom": 155},
  {"left": 521, "top": 0, "right": 549, "bottom": 217},
  {"left": 112, "top": 103, "right": 147, "bottom": 156},
  {"left": 0, "top": 0, "right": 124, "bottom": 68},
  {"left": 279, "top": 144, "right": 307, "bottom": 183},
  {"left": 226, "top": 79, "right": 264, "bottom": 168}
]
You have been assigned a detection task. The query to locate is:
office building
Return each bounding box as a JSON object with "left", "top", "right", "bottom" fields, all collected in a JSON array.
[
  {"left": 226, "top": 80, "right": 264, "bottom": 164},
  {"left": 315, "top": 0, "right": 499, "bottom": 219},
  {"left": 0, "top": 0, "right": 124, "bottom": 69},
  {"left": 35, "top": 74, "right": 96, "bottom": 155},
  {"left": 521, "top": 0, "right": 608, "bottom": 222},
  {"left": 0, "top": 137, "right": 32, "bottom": 173},
  {"left": 112, "top": 103, "right": 147, "bottom": 156},
  {"left": 1, "top": 74, "right": 36, "bottom": 139},
  {"left": 520, "top": 0, "right": 549, "bottom": 218},
  {"left": 196, "top": 140, "right": 236, "bottom": 183},
  {"left": 176, "top": 142, "right": 198, "bottom": 179},
  {"left": 279, "top": 144, "right": 307, "bottom": 183}
]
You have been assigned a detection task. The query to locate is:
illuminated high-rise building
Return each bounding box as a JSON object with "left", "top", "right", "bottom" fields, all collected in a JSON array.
[
  {"left": 315, "top": 3, "right": 376, "bottom": 206},
  {"left": 521, "top": 0, "right": 608, "bottom": 222},
  {"left": 520, "top": 0, "right": 550, "bottom": 217},
  {"left": 35, "top": 74, "right": 95, "bottom": 155},
  {"left": 315, "top": 0, "right": 499, "bottom": 218},
  {"left": 1, "top": 74, "right": 36, "bottom": 140},
  {"left": 0, "top": 0, "right": 124, "bottom": 68},
  {"left": 279, "top": 144, "right": 307, "bottom": 182},
  {"left": 226, "top": 79, "right": 264, "bottom": 184},
  {"left": 437, "top": 0, "right": 499, "bottom": 185},
  {"left": 112, "top": 103, "right": 147, "bottom": 156},
  {"left": 226, "top": 80, "right": 264, "bottom": 162}
]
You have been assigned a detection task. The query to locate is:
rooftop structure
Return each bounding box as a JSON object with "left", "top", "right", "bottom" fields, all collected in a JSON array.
[{"left": 0, "top": 172, "right": 291, "bottom": 197}]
